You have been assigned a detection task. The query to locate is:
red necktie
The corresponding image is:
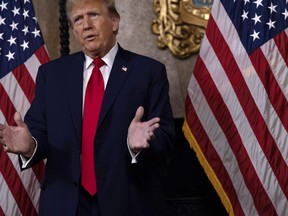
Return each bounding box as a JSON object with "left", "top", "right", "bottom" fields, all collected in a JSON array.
[{"left": 81, "top": 58, "right": 105, "bottom": 195}]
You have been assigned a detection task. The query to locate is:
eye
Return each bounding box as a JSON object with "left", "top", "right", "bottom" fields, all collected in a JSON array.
[
  {"left": 89, "top": 12, "right": 99, "bottom": 19},
  {"left": 73, "top": 16, "right": 83, "bottom": 25}
]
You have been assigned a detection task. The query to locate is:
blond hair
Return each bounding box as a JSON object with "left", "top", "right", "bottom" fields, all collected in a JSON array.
[{"left": 66, "top": 0, "right": 120, "bottom": 23}]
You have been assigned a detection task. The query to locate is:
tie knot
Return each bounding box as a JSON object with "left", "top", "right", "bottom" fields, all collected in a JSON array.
[{"left": 93, "top": 58, "right": 105, "bottom": 68}]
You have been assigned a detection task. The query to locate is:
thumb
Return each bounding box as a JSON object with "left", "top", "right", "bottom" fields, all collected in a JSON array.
[
  {"left": 132, "top": 106, "right": 144, "bottom": 123},
  {"left": 14, "top": 112, "right": 25, "bottom": 127}
]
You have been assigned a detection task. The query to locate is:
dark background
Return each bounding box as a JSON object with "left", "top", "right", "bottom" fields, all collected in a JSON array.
[{"left": 164, "top": 119, "right": 228, "bottom": 216}]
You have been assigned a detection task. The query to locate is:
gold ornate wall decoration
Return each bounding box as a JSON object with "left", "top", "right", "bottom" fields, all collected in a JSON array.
[{"left": 151, "top": 0, "right": 213, "bottom": 59}]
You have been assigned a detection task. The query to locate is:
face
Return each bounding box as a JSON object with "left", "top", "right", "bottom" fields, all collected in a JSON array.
[{"left": 69, "top": 0, "right": 119, "bottom": 58}]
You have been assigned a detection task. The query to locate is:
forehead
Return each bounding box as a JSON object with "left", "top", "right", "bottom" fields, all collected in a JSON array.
[{"left": 70, "top": 0, "right": 106, "bottom": 16}]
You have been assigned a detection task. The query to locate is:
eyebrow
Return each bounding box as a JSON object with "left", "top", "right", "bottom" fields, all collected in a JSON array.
[{"left": 73, "top": 8, "right": 101, "bottom": 16}]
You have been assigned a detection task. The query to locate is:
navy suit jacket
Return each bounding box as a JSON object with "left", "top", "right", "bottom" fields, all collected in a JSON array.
[{"left": 23, "top": 46, "right": 175, "bottom": 216}]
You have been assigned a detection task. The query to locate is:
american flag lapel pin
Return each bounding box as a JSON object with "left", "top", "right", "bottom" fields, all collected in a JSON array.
[{"left": 121, "top": 66, "right": 128, "bottom": 72}]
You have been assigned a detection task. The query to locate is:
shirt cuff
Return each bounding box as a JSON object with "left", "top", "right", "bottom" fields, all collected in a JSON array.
[
  {"left": 20, "top": 137, "right": 38, "bottom": 168},
  {"left": 127, "top": 138, "right": 141, "bottom": 164}
]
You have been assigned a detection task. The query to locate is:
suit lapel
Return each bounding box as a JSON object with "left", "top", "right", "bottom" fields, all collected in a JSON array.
[
  {"left": 97, "top": 47, "right": 132, "bottom": 129},
  {"left": 66, "top": 52, "right": 85, "bottom": 145}
]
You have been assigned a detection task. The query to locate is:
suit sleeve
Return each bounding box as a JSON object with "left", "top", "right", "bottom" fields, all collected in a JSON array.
[{"left": 137, "top": 62, "right": 176, "bottom": 165}]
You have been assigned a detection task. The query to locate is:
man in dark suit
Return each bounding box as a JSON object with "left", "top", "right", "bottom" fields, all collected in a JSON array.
[{"left": 0, "top": 0, "right": 175, "bottom": 215}]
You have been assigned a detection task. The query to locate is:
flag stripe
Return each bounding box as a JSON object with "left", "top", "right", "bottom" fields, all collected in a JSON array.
[
  {"left": 8, "top": 154, "right": 41, "bottom": 212},
  {"left": 184, "top": 0, "right": 288, "bottom": 215},
  {"left": 0, "top": 148, "right": 38, "bottom": 216},
  {"left": 13, "top": 64, "right": 36, "bottom": 104},
  {"left": 250, "top": 47, "right": 288, "bottom": 132},
  {"left": 214, "top": 0, "right": 288, "bottom": 199},
  {"left": 185, "top": 94, "right": 246, "bottom": 216},
  {"left": 250, "top": 48, "right": 288, "bottom": 162},
  {"left": 1, "top": 67, "right": 46, "bottom": 184},
  {"left": 0, "top": 84, "right": 17, "bottom": 125},
  {"left": 26, "top": 48, "right": 45, "bottom": 82},
  {"left": 207, "top": 10, "right": 288, "bottom": 214},
  {"left": 0, "top": 1, "right": 48, "bottom": 215},
  {"left": 0, "top": 73, "right": 31, "bottom": 121},
  {"left": 0, "top": 173, "right": 21, "bottom": 216},
  {"left": 261, "top": 34, "right": 288, "bottom": 101},
  {"left": 0, "top": 205, "right": 5, "bottom": 216},
  {"left": 273, "top": 30, "right": 288, "bottom": 67},
  {"left": 195, "top": 42, "right": 276, "bottom": 215},
  {"left": 212, "top": 2, "right": 288, "bottom": 167},
  {"left": 31, "top": 162, "right": 45, "bottom": 187},
  {"left": 0, "top": 89, "right": 42, "bottom": 215},
  {"left": 35, "top": 46, "right": 50, "bottom": 66}
]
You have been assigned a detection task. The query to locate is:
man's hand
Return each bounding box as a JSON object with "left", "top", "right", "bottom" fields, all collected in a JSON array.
[
  {"left": 0, "top": 112, "right": 35, "bottom": 157},
  {"left": 128, "top": 106, "right": 160, "bottom": 153}
]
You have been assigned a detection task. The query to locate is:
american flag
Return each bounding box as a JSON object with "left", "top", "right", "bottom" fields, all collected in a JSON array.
[
  {"left": 0, "top": 0, "right": 48, "bottom": 215},
  {"left": 183, "top": 0, "right": 288, "bottom": 215}
]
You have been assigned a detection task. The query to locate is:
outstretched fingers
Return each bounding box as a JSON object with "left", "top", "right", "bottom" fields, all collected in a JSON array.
[{"left": 128, "top": 106, "right": 161, "bottom": 153}]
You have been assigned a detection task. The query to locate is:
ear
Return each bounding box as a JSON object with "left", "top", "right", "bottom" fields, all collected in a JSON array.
[{"left": 111, "top": 16, "right": 120, "bottom": 33}]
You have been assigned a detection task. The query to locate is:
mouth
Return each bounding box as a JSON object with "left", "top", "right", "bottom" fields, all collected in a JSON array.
[{"left": 84, "top": 34, "right": 96, "bottom": 41}]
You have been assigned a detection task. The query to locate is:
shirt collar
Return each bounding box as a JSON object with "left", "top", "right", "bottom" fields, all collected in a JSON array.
[{"left": 84, "top": 43, "right": 119, "bottom": 70}]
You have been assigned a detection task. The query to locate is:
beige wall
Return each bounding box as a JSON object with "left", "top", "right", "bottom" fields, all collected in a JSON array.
[{"left": 32, "top": 0, "right": 197, "bottom": 118}]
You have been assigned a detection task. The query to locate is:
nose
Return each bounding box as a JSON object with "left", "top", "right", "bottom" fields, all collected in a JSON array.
[{"left": 83, "top": 16, "right": 92, "bottom": 30}]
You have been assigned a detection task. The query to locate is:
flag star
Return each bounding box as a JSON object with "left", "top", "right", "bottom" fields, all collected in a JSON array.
[
  {"left": 0, "top": 15, "right": 6, "bottom": 25},
  {"left": 12, "top": 6, "right": 20, "bottom": 16},
  {"left": 252, "top": 13, "right": 262, "bottom": 25},
  {"left": 33, "top": 16, "right": 38, "bottom": 23},
  {"left": 250, "top": 30, "right": 260, "bottom": 41},
  {"left": 253, "top": 0, "right": 263, "bottom": 8},
  {"left": 283, "top": 9, "right": 288, "bottom": 20},
  {"left": 32, "top": 28, "right": 40, "bottom": 38},
  {"left": 20, "top": 40, "right": 29, "bottom": 51},
  {"left": 24, "top": 0, "right": 30, "bottom": 3},
  {"left": 0, "top": 32, "right": 3, "bottom": 40},
  {"left": 266, "top": 19, "right": 276, "bottom": 29},
  {"left": 241, "top": 10, "right": 249, "bottom": 21},
  {"left": 10, "top": 21, "right": 19, "bottom": 31},
  {"left": 0, "top": 1, "right": 8, "bottom": 11},
  {"left": 7, "top": 36, "right": 17, "bottom": 46},
  {"left": 268, "top": 2, "right": 277, "bottom": 14},
  {"left": 244, "top": 0, "right": 250, "bottom": 5},
  {"left": 22, "top": 25, "right": 29, "bottom": 35},
  {"left": 5, "top": 51, "right": 15, "bottom": 61},
  {"left": 23, "top": 9, "right": 29, "bottom": 19}
]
